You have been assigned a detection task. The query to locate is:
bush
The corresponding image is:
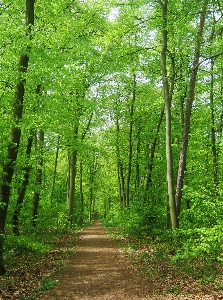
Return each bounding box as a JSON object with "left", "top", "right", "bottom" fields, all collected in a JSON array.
[
  {"left": 171, "top": 225, "right": 223, "bottom": 263},
  {"left": 4, "top": 234, "right": 52, "bottom": 255}
]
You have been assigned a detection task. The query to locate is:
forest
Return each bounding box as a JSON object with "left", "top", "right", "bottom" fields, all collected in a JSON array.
[{"left": 1, "top": 0, "right": 223, "bottom": 296}]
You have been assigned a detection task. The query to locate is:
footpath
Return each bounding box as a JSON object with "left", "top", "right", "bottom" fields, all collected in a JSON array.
[{"left": 40, "top": 221, "right": 150, "bottom": 300}]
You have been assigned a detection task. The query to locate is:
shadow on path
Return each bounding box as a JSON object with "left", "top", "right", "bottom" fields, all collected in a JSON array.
[{"left": 40, "top": 221, "right": 150, "bottom": 300}]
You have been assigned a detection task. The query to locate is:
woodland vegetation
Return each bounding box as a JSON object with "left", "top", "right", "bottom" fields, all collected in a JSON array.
[{"left": 1, "top": 0, "right": 223, "bottom": 293}]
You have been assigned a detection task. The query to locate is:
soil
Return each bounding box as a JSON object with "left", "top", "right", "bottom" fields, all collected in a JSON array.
[
  {"left": 39, "top": 221, "right": 150, "bottom": 300},
  {"left": 38, "top": 221, "right": 223, "bottom": 300}
]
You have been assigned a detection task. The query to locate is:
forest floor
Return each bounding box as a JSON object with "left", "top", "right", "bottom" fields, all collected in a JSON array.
[{"left": 1, "top": 221, "right": 223, "bottom": 299}]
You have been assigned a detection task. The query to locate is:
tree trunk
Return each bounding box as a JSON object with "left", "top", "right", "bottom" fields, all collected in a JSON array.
[
  {"left": 88, "top": 153, "right": 98, "bottom": 222},
  {"left": 68, "top": 125, "right": 78, "bottom": 224},
  {"left": 135, "top": 124, "right": 141, "bottom": 193},
  {"left": 78, "top": 111, "right": 93, "bottom": 223},
  {"left": 79, "top": 160, "right": 84, "bottom": 225},
  {"left": 89, "top": 165, "right": 94, "bottom": 222},
  {"left": 175, "top": 1, "right": 208, "bottom": 221},
  {"left": 220, "top": 69, "right": 223, "bottom": 135},
  {"left": 68, "top": 149, "right": 78, "bottom": 223},
  {"left": 67, "top": 154, "right": 71, "bottom": 204},
  {"left": 160, "top": 0, "right": 178, "bottom": 230},
  {"left": 115, "top": 116, "right": 126, "bottom": 207},
  {"left": 165, "top": 190, "right": 171, "bottom": 229},
  {"left": 126, "top": 74, "right": 136, "bottom": 207},
  {"left": 210, "top": 58, "right": 218, "bottom": 195},
  {"left": 12, "top": 130, "right": 34, "bottom": 235},
  {"left": 50, "top": 135, "right": 60, "bottom": 204},
  {"left": 145, "top": 106, "right": 165, "bottom": 200},
  {"left": 32, "top": 129, "right": 44, "bottom": 228},
  {"left": 89, "top": 184, "right": 93, "bottom": 222},
  {"left": 0, "top": 0, "right": 34, "bottom": 275}
]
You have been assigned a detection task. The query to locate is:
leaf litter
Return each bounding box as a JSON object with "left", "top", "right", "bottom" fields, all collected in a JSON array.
[
  {"left": 1, "top": 223, "right": 223, "bottom": 299},
  {"left": 0, "top": 230, "right": 81, "bottom": 300}
]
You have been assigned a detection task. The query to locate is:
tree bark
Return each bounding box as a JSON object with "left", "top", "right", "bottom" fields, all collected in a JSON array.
[
  {"left": 12, "top": 130, "right": 34, "bottom": 235},
  {"left": 50, "top": 135, "right": 60, "bottom": 204},
  {"left": 145, "top": 106, "right": 165, "bottom": 199},
  {"left": 32, "top": 129, "right": 44, "bottom": 228},
  {"left": 160, "top": 0, "right": 178, "bottom": 230},
  {"left": 0, "top": 0, "right": 34, "bottom": 275},
  {"left": 68, "top": 125, "right": 79, "bottom": 224},
  {"left": 79, "top": 160, "right": 84, "bottom": 225},
  {"left": 115, "top": 116, "right": 126, "bottom": 207},
  {"left": 135, "top": 124, "right": 141, "bottom": 193},
  {"left": 89, "top": 159, "right": 97, "bottom": 222},
  {"left": 126, "top": 74, "right": 136, "bottom": 207},
  {"left": 175, "top": 1, "right": 208, "bottom": 221},
  {"left": 89, "top": 177, "right": 93, "bottom": 222},
  {"left": 210, "top": 58, "right": 219, "bottom": 195}
]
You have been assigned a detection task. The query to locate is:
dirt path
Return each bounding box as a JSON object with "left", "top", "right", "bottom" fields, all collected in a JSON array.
[{"left": 40, "top": 221, "right": 150, "bottom": 300}]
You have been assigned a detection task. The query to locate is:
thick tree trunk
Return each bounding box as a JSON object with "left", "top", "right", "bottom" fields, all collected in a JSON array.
[
  {"left": 12, "top": 130, "right": 34, "bottom": 235},
  {"left": 175, "top": 1, "right": 208, "bottom": 221},
  {"left": 0, "top": 0, "right": 34, "bottom": 275},
  {"left": 32, "top": 129, "right": 44, "bottom": 228},
  {"left": 160, "top": 0, "right": 178, "bottom": 230}
]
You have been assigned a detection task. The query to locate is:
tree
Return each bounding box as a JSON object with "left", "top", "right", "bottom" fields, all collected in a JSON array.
[
  {"left": 175, "top": 0, "right": 209, "bottom": 222},
  {"left": 32, "top": 129, "right": 44, "bottom": 228},
  {"left": 0, "top": 0, "right": 34, "bottom": 275},
  {"left": 12, "top": 129, "right": 34, "bottom": 235},
  {"left": 50, "top": 135, "right": 60, "bottom": 205},
  {"left": 126, "top": 73, "right": 136, "bottom": 207},
  {"left": 160, "top": 0, "right": 178, "bottom": 229}
]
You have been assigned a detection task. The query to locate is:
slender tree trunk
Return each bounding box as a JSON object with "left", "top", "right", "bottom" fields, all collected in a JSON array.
[
  {"left": 210, "top": 58, "right": 218, "bottom": 195},
  {"left": 89, "top": 166, "right": 94, "bottom": 222},
  {"left": 145, "top": 106, "right": 165, "bottom": 200},
  {"left": 175, "top": 1, "right": 208, "bottom": 222},
  {"left": 79, "top": 160, "right": 84, "bottom": 225},
  {"left": 32, "top": 129, "right": 44, "bottom": 228},
  {"left": 12, "top": 130, "right": 34, "bottom": 235},
  {"left": 67, "top": 154, "right": 71, "bottom": 204},
  {"left": 135, "top": 124, "right": 141, "bottom": 193},
  {"left": 160, "top": 0, "right": 178, "bottom": 230},
  {"left": 165, "top": 190, "right": 171, "bottom": 229},
  {"left": 68, "top": 149, "right": 78, "bottom": 223},
  {"left": 88, "top": 154, "right": 97, "bottom": 221},
  {"left": 115, "top": 116, "right": 126, "bottom": 207},
  {"left": 68, "top": 125, "right": 78, "bottom": 224},
  {"left": 50, "top": 135, "right": 60, "bottom": 204},
  {"left": 73, "top": 111, "right": 93, "bottom": 224},
  {"left": 126, "top": 74, "right": 136, "bottom": 207},
  {"left": 0, "top": 0, "right": 34, "bottom": 275},
  {"left": 220, "top": 69, "right": 223, "bottom": 135}
]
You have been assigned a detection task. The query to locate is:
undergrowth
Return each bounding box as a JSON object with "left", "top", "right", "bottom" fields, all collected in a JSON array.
[
  {"left": 108, "top": 225, "right": 223, "bottom": 297},
  {"left": 0, "top": 226, "right": 83, "bottom": 299}
]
